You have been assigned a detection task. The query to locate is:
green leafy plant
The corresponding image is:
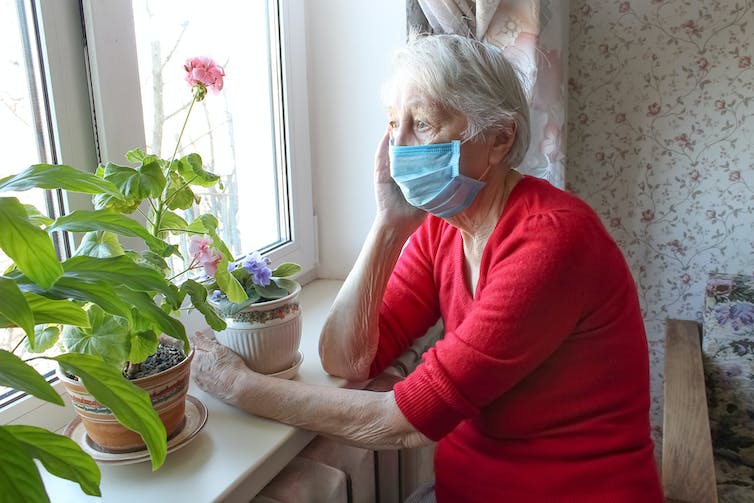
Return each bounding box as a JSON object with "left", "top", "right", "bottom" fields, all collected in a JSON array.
[
  {"left": 0, "top": 181, "right": 173, "bottom": 499},
  {"left": 0, "top": 56, "right": 263, "bottom": 501}
]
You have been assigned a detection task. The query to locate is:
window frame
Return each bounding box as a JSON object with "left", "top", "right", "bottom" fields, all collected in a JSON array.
[
  {"left": 81, "top": 0, "right": 316, "bottom": 275},
  {"left": 1, "top": 0, "right": 316, "bottom": 418},
  {"left": 0, "top": 0, "right": 95, "bottom": 410}
]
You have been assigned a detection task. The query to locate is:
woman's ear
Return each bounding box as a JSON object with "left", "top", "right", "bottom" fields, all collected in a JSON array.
[{"left": 489, "top": 123, "right": 516, "bottom": 165}]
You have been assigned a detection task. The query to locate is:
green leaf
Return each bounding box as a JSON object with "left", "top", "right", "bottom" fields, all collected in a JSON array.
[
  {"left": 92, "top": 192, "right": 141, "bottom": 214},
  {"left": 174, "top": 153, "right": 222, "bottom": 188},
  {"left": 4, "top": 425, "right": 101, "bottom": 496},
  {"left": 100, "top": 160, "right": 165, "bottom": 200},
  {"left": 214, "top": 256, "right": 247, "bottom": 303},
  {"left": 0, "top": 350, "right": 63, "bottom": 405},
  {"left": 74, "top": 231, "right": 125, "bottom": 258},
  {"left": 124, "top": 147, "right": 148, "bottom": 163},
  {"left": 182, "top": 280, "right": 226, "bottom": 331},
  {"left": 165, "top": 172, "right": 197, "bottom": 210},
  {"left": 26, "top": 326, "right": 61, "bottom": 353},
  {"left": 0, "top": 164, "right": 122, "bottom": 200},
  {"left": 273, "top": 278, "right": 299, "bottom": 295},
  {"left": 254, "top": 281, "right": 289, "bottom": 300},
  {"left": 61, "top": 306, "right": 130, "bottom": 368},
  {"left": 62, "top": 255, "right": 179, "bottom": 306},
  {"left": 213, "top": 291, "right": 261, "bottom": 317},
  {"left": 271, "top": 262, "right": 302, "bottom": 278},
  {"left": 0, "top": 197, "right": 63, "bottom": 289},
  {"left": 186, "top": 217, "right": 209, "bottom": 234},
  {"left": 35, "top": 275, "right": 134, "bottom": 324},
  {"left": 54, "top": 353, "right": 167, "bottom": 470},
  {"left": 0, "top": 277, "right": 35, "bottom": 341},
  {"left": 0, "top": 427, "right": 49, "bottom": 503},
  {"left": 159, "top": 211, "right": 189, "bottom": 233},
  {"left": 22, "top": 292, "right": 89, "bottom": 327},
  {"left": 117, "top": 290, "right": 188, "bottom": 354},
  {"left": 129, "top": 250, "right": 170, "bottom": 276},
  {"left": 49, "top": 209, "right": 175, "bottom": 257},
  {"left": 127, "top": 330, "right": 159, "bottom": 364},
  {"left": 22, "top": 204, "right": 53, "bottom": 227}
]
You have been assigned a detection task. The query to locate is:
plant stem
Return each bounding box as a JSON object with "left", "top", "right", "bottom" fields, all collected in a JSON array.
[
  {"left": 152, "top": 88, "right": 200, "bottom": 238},
  {"left": 11, "top": 335, "right": 28, "bottom": 354},
  {"left": 168, "top": 259, "right": 200, "bottom": 282}
]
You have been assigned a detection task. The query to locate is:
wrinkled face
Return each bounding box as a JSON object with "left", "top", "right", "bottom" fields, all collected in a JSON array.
[
  {"left": 385, "top": 79, "right": 467, "bottom": 146},
  {"left": 384, "top": 77, "right": 500, "bottom": 179}
]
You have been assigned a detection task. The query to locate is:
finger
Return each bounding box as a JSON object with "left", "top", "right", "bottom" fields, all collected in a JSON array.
[
  {"left": 190, "top": 330, "right": 216, "bottom": 351},
  {"left": 374, "top": 130, "right": 390, "bottom": 161}
]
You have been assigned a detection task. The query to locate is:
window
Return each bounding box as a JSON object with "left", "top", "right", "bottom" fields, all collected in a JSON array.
[
  {"left": 0, "top": 0, "right": 314, "bottom": 405},
  {"left": 83, "top": 0, "right": 315, "bottom": 269},
  {"left": 0, "top": 0, "right": 97, "bottom": 401},
  {"left": 131, "top": 0, "right": 283, "bottom": 254}
]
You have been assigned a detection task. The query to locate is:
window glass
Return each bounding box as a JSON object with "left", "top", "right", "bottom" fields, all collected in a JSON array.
[
  {"left": 131, "top": 0, "right": 285, "bottom": 258},
  {"left": 0, "top": 0, "right": 61, "bottom": 399},
  {"left": 0, "top": 0, "right": 312, "bottom": 405}
]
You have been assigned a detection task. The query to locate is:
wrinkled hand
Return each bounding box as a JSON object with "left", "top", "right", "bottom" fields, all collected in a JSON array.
[
  {"left": 374, "top": 129, "right": 426, "bottom": 229},
  {"left": 190, "top": 330, "right": 250, "bottom": 403}
]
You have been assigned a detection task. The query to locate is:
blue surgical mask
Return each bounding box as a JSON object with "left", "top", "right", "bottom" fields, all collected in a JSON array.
[{"left": 389, "top": 140, "right": 485, "bottom": 218}]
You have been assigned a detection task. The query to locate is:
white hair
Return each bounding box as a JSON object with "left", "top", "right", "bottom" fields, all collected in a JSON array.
[{"left": 383, "top": 33, "right": 531, "bottom": 168}]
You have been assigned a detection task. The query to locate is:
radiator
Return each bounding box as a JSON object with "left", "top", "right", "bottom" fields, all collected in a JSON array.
[{"left": 252, "top": 324, "right": 443, "bottom": 503}]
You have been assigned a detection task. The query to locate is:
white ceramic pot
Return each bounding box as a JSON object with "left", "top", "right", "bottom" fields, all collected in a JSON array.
[{"left": 215, "top": 282, "right": 302, "bottom": 375}]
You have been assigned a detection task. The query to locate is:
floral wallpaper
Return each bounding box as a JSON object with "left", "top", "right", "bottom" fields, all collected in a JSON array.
[{"left": 567, "top": 0, "right": 754, "bottom": 453}]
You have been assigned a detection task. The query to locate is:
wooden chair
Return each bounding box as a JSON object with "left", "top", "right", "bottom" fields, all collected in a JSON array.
[{"left": 662, "top": 319, "right": 718, "bottom": 503}]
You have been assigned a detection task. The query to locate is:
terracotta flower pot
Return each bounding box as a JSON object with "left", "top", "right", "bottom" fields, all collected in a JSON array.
[
  {"left": 215, "top": 281, "right": 302, "bottom": 375},
  {"left": 58, "top": 347, "right": 193, "bottom": 452}
]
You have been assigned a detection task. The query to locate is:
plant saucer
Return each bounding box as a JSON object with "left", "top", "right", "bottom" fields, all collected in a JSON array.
[
  {"left": 62, "top": 395, "right": 208, "bottom": 465},
  {"left": 264, "top": 351, "right": 303, "bottom": 379}
]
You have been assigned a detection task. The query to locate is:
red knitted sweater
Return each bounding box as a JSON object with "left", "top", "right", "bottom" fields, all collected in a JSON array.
[{"left": 371, "top": 176, "right": 662, "bottom": 502}]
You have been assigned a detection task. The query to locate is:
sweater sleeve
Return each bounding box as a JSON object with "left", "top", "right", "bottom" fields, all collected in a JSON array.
[
  {"left": 393, "top": 209, "right": 607, "bottom": 440},
  {"left": 369, "top": 219, "right": 443, "bottom": 377}
]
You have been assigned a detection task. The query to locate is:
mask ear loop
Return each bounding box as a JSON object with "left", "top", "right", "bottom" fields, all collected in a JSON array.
[{"left": 477, "top": 164, "right": 493, "bottom": 182}]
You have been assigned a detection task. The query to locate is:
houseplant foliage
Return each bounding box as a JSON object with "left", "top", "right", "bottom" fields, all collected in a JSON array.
[
  {"left": 206, "top": 248, "right": 301, "bottom": 318},
  {"left": 0, "top": 56, "right": 253, "bottom": 502}
]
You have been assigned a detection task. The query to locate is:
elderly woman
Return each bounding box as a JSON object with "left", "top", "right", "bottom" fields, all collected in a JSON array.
[{"left": 191, "top": 34, "right": 663, "bottom": 502}]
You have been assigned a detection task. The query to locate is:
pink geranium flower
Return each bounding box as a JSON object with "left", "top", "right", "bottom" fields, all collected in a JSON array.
[
  {"left": 200, "top": 249, "right": 223, "bottom": 277},
  {"left": 184, "top": 57, "right": 225, "bottom": 98},
  {"left": 189, "top": 234, "right": 223, "bottom": 277}
]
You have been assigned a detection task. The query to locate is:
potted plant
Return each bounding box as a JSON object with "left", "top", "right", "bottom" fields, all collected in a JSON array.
[
  {"left": 0, "top": 56, "right": 258, "bottom": 501},
  {"left": 209, "top": 251, "right": 302, "bottom": 375},
  {"left": 0, "top": 175, "right": 179, "bottom": 500}
]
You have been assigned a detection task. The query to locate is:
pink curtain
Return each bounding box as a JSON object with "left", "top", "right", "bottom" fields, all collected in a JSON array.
[{"left": 409, "top": 0, "right": 568, "bottom": 187}]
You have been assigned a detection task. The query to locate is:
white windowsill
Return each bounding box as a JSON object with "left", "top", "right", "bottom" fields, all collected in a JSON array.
[{"left": 35, "top": 278, "right": 345, "bottom": 503}]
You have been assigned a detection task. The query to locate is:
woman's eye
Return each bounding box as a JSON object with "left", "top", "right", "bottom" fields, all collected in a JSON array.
[
  {"left": 416, "top": 120, "right": 428, "bottom": 130},
  {"left": 388, "top": 120, "right": 399, "bottom": 129}
]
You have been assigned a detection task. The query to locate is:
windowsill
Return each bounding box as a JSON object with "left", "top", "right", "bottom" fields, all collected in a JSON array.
[{"left": 38, "top": 278, "right": 345, "bottom": 503}]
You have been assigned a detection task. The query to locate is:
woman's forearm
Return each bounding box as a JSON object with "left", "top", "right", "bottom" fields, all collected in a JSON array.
[
  {"left": 229, "top": 370, "right": 431, "bottom": 450},
  {"left": 318, "top": 219, "right": 414, "bottom": 380}
]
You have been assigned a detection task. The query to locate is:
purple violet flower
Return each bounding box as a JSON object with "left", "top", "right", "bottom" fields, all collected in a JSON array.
[
  {"left": 210, "top": 290, "right": 226, "bottom": 302},
  {"left": 241, "top": 251, "right": 273, "bottom": 286}
]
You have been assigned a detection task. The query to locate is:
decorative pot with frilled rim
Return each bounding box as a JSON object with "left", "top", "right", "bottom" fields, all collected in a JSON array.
[
  {"left": 57, "top": 343, "right": 193, "bottom": 452},
  {"left": 214, "top": 281, "right": 302, "bottom": 375}
]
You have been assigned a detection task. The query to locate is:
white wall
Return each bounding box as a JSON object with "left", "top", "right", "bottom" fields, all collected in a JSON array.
[{"left": 305, "top": 1, "right": 407, "bottom": 280}]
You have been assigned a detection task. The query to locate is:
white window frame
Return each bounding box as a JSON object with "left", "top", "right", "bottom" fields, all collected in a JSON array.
[
  {"left": 82, "top": 0, "right": 316, "bottom": 277},
  {"left": 1, "top": 0, "right": 316, "bottom": 421}
]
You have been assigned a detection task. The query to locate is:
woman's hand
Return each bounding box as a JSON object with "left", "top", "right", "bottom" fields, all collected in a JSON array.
[
  {"left": 374, "top": 129, "right": 426, "bottom": 230},
  {"left": 190, "top": 330, "right": 251, "bottom": 403}
]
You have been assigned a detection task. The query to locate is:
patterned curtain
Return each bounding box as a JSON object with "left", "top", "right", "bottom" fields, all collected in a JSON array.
[{"left": 407, "top": 0, "right": 568, "bottom": 187}]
